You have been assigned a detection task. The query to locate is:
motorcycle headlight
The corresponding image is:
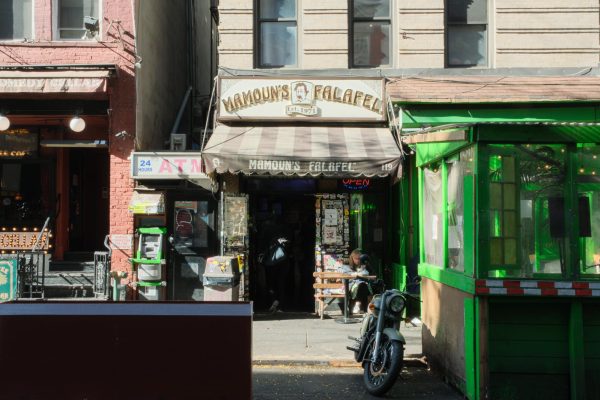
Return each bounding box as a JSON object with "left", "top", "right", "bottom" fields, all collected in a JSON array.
[{"left": 388, "top": 295, "right": 405, "bottom": 313}]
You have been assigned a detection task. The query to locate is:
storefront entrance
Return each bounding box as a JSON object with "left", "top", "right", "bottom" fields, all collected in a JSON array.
[
  {"left": 247, "top": 179, "right": 316, "bottom": 312},
  {"left": 166, "top": 193, "right": 218, "bottom": 301}
]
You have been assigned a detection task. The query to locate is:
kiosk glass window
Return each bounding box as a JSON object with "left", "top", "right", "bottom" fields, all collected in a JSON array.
[
  {"left": 446, "top": 147, "right": 474, "bottom": 272},
  {"left": 423, "top": 166, "right": 443, "bottom": 266},
  {"left": 487, "top": 144, "right": 566, "bottom": 278},
  {"left": 576, "top": 144, "right": 600, "bottom": 276}
]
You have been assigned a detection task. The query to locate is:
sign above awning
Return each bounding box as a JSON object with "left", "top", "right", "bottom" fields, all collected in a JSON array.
[
  {"left": 0, "top": 70, "right": 111, "bottom": 93},
  {"left": 202, "top": 125, "right": 402, "bottom": 178},
  {"left": 218, "top": 77, "right": 385, "bottom": 122}
]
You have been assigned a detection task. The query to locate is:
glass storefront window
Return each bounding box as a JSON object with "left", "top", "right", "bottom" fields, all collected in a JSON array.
[
  {"left": 487, "top": 144, "right": 566, "bottom": 278},
  {"left": 423, "top": 166, "right": 443, "bottom": 266},
  {"left": 577, "top": 144, "right": 600, "bottom": 276}
]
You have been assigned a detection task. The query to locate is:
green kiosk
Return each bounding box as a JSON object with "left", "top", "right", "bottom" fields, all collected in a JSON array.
[{"left": 390, "top": 76, "right": 600, "bottom": 400}]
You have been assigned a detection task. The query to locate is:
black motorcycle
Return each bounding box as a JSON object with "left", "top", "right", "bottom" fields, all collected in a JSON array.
[{"left": 347, "top": 286, "right": 419, "bottom": 396}]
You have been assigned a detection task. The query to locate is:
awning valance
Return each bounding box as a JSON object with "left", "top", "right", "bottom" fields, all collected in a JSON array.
[
  {"left": 202, "top": 125, "right": 402, "bottom": 178},
  {"left": 0, "top": 70, "right": 112, "bottom": 93}
]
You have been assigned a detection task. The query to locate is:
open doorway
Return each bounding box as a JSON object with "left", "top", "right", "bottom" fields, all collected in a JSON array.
[
  {"left": 249, "top": 190, "right": 316, "bottom": 312},
  {"left": 67, "top": 148, "right": 109, "bottom": 255}
]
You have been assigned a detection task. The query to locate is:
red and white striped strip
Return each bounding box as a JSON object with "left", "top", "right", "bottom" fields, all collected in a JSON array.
[{"left": 475, "top": 280, "right": 600, "bottom": 297}]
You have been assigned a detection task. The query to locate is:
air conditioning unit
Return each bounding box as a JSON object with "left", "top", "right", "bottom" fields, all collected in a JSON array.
[{"left": 170, "top": 134, "right": 187, "bottom": 151}]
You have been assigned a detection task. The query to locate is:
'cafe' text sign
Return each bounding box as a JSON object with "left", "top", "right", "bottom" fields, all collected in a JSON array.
[{"left": 218, "top": 77, "right": 385, "bottom": 122}]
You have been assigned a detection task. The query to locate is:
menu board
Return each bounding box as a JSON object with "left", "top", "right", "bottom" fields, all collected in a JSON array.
[{"left": 315, "top": 193, "right": 350, "bottom": 272}]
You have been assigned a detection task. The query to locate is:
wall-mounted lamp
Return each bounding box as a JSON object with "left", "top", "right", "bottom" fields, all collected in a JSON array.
[
  {"left": 69, "top": 115, "right": 86, "bottom": 132},
  {"left": 0, "top": 114, "right": 10, "bottom": 131}
]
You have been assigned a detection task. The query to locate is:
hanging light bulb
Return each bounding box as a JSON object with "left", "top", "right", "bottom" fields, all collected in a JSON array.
[
  {"left": 0, "top": 114, "right": 10, "bottom": 131},
  {"left": 69, "top": 116, "right": 86, "bottom": 132}
]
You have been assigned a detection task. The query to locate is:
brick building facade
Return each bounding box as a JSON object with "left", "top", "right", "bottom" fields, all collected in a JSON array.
[{"left": 0, "top": 0, "right": 137, "bottom": 289}]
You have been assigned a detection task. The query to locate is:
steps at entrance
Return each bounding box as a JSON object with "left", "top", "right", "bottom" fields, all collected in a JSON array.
[
  {"left": 49, "top": 261, "right": 95, "bottom": 272},
  {"left": 63, "top": 251, "right": 95, "bottom": 262}
]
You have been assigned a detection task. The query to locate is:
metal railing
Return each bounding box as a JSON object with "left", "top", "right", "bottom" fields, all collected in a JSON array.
[{"left": 16, "top": 251, "right": 46, "bottom": 299}]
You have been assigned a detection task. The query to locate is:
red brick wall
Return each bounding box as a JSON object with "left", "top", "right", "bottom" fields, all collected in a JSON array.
[{"left": 0, "top": 0, "right": 137, "bottom": 277}]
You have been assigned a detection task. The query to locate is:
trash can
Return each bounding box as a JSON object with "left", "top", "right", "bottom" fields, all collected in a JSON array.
[{"left": 203, "top": 256, "right": 240, "bottom": 301}]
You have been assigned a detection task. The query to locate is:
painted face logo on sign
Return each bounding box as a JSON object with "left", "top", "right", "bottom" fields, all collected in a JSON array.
[
  {"left": 287, "top": 81, "right": 318, "bottom": 116},
  {"left": 291, "top": 81, "right": 313, "bottom": 105}
]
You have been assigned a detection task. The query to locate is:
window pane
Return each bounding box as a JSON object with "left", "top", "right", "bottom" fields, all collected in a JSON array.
[
  {"left": 353, "top": 22, "right": 390, "bottom": 67},
  {"left": 577, "top": 145, "right": 600, "bottom": 276},
  {"left": 259, "top": 0, "right": 296, "bottom": 19},
  {"left": 505, "top": 239, "right": 517, "bottom": 265},
  {"left": 59, "top": 0, "right": 99, "bottom": 39},
  {"left": 0, "top": 0, "right": 32, "bottom": 40},
  {"left": 423, "top": 167, "right": 444, "bottom": 266},
  {"left": 354, "top": 0, "right": 390, "bottom": 18},
  {"left": 447, "top": 25, "right": 487, "bottom": 67},
  {"left": 448, "top": 0, "right": 487, "bottom": 23},
  {"left": 260, "top": 22, "right": 297, "bottom": 67},
  {"left": 447, "top": 149, "right": 472, "bottom": 272},
  {"left": 504, "top": 183, "right": 516, "bottom": 210},
  {"left": 490, "top": 183, "right": 502, "bottom": 209},
  {"left": 504, "top": 211, "right": 516, "bottom": 237},
  {"left": 490, "top": 238, "right": 503, "bottom": 265}
]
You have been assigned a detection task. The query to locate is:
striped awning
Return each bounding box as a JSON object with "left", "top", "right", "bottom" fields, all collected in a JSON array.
[{"left": 202, "top": 125, "right": 402, "bottom": 178}]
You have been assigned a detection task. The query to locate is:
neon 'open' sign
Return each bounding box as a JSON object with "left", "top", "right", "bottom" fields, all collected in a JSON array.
[{"left": 342, "top": 179, "right": 370, "bottom": 190}]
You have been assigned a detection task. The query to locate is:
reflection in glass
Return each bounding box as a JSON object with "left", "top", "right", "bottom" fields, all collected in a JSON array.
[
  {"left": 487, "top": 144, "right": 566, "bottom": 278},
  {"left": 354, "top": 0, "right": 390, "bottom": 18},
  {"left": 260, "top": 22, "right": 297, "bottom": 67},
  {"left": 260, "top": 0, "right": 296, "bottom": 19},
  {"left": 0, "top": 0, "right": 33, "bottom": 40},
  {"left": 423, "top": 167, "right": 443, "bottom": 266},
  {"left": 353, "top": 22, "right": 390, "bottom": 67},
  {"left": 446, "top": 147, "right": 473, "bottom": 271},
  {"left": 447, "top": 25, "right": 487, "bottom": 67},
  {"left": 577, "top": 145, "right": 600, "bottom": 276}
]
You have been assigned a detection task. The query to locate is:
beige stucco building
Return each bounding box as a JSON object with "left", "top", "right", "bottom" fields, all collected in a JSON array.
[{"left": 218, "top": 0, "right": 600, "bottom": 70}]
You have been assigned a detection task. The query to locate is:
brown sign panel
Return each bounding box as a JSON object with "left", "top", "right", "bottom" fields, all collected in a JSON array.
[{"left": 0, "top": 302, "right": 252, "bottom": 399}]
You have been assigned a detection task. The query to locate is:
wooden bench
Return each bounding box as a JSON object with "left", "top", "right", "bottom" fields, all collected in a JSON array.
[{"left": 313, "top": 271, "right": 345, "bottom": 319}]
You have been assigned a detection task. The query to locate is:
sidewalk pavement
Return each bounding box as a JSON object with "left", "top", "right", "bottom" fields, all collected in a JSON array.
[{"left": 252, "top": 310, "right": 423, "bottom": 366}]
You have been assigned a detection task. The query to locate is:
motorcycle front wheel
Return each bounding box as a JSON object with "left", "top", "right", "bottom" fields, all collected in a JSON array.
[{"left": 362, "top": 334, "right": 403, "bottom": 396}]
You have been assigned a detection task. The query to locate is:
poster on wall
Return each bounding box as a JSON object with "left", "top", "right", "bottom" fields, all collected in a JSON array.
[
  {"left": 315, "top": 194, "right": 350, "bottom": 272},
  {"left": 0, "top": 259, "right": 17, "bottom": 302}
]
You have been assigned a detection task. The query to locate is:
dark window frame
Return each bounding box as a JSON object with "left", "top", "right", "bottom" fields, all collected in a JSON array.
[
  {"left": 254, "top": 0, "right": 298, "bottom": 68},
  {"left": 348, "top": 0, "right": 392, "bottom": 68},
  {"left": 445, "top": 0, "right": 488, "bottom": 68}
]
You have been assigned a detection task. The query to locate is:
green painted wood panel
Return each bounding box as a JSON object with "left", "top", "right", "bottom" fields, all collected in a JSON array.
[
  {"left": 583, "top": 303, "right": 600, "bottom": 399},
  {"left": 488, "top": 300, "right": 570, "bottom": 399}
]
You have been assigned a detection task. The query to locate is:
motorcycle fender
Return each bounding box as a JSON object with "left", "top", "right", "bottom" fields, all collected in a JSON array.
[{"left": 383, "top": 328, "right": 405, "bottom": 344}]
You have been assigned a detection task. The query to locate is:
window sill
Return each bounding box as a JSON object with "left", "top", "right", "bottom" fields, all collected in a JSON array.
[{"left": 0, "top": 40, "right": 119, "bottom": 48}]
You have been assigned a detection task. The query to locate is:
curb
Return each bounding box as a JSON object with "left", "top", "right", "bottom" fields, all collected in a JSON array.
[{"left": 253, "top": 355, "right": 428, "bottom": 369}]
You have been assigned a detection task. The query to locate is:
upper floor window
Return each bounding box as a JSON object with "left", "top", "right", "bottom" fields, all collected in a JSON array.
[
  {"left": 446, "top": 0, "right": 487, "bottom": 67},
  {"left": 257, "top": 0, "right": 297, "bottom": 68},
  {"left": 351, "top": 0, "right": 391, "bottom": 68},
  {"left": 0, "top": 0, "right": 33, "bottom": 41},
  {"left": 57, "top": 0, "right": 100, "bottom": 40}
]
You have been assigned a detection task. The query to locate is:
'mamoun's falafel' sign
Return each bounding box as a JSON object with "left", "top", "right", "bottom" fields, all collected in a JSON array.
[{"left": 218, "top": 77, "right": 385, "bottom": 122}]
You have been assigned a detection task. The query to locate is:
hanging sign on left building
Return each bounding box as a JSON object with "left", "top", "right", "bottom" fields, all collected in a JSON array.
[
  {"left": 0, "top": 259, "right": 17, "bottom": 302},
  {"left": 131, "top": 152, "right": 208, "bottom": 180}
]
